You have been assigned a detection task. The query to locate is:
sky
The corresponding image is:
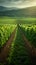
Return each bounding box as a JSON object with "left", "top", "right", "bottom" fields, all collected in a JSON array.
[{"left": 0, "top": 0, "right": 36, "bottom": 8}]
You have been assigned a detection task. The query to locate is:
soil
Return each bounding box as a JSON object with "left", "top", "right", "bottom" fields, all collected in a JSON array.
[
  {"left": 19, "top": 27, "right": 36, "bottom": 65},
  {"left": 0, "top": 28, "right": 16, "bottom": 62}
]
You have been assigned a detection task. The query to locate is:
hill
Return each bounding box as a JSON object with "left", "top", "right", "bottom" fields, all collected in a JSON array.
[{"left": 0, "top": 6, "right": 36, "bottom": 17}]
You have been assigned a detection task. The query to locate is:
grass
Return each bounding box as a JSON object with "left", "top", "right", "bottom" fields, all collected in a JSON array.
[
  {"left": 0, "top": 17, "right": 17, "bottom": 24},
  {"left": 0, "top": 16, "right": 36, "bottom": 24}
]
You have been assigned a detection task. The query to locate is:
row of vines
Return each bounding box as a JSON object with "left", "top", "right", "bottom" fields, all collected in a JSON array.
[
  {"left": 20, "top": 24, "right": 36, "bottom": 48},
  {"left": 0, "top": 24, "right": 16, "bottom": 51}
]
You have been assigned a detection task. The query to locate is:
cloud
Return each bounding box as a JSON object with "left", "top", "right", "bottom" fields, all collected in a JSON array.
[
  {"left": 0, "top": 0, "right": 34, "bottom": 3},
  {"left": 0, "top": 0, "right": 36, "bottom": 8},
  {"left": 0, "top": 0, "right": 18, "bottom": 2}
]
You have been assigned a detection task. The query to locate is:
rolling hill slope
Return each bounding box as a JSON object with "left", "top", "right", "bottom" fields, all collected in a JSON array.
[{"left": 0, "top": 6, "right": 36, "bottom": 17}]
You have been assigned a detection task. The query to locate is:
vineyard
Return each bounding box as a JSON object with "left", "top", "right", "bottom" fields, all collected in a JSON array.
[
  {"left": 20, "top": 24, "right": 36, "bottom": 48},
  {"left": 0, "top": 22, "right": 36, "bottom": 65},
  {"left": 0, "top": 24, "right": 16, "bottom": 51}
]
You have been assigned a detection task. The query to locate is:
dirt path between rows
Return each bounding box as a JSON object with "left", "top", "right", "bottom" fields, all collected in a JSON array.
[
  {"left": 0, "top": 28, "right": 16, "bottom": 62},
  {"left": 19, "top": 27, "right": 36, "bottom": 55},
  {"left": 22, "top": 32, "right": 36, "bottom": 55},
  {"left": 19, "top": 27, "right": 36, "bottom": 64}
]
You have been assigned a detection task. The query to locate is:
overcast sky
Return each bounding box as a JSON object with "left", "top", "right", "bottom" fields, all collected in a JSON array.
[{"left": 0, "top": 0, "right": 36, "bottom": 8}]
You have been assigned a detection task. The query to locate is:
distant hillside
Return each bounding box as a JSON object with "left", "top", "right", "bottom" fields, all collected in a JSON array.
[
  {"left": 0, "top": 6, "right": 7, "bottom": 11},
  {"left": 0, "top": 6, "right": 36, "bottom": 17}
]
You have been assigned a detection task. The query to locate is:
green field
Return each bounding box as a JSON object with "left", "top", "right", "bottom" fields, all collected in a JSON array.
[
  {"left": 0, "top": 17, "right": 36, "bottom": 24},
  {"left": 0, "top": 17, "right": 36, "bottom": 65}
]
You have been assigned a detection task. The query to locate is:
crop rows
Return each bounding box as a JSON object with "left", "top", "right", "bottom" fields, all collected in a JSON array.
[
  {"left": 0, "top": 24, "right": 36, "bottom": 65},
  {"left": 0, "top": 24, "right": 16, "bottom": 51},
  {"left": 3, "top": 27, "right": 30, "bottom": 65},
  {"left": 20, "top": 24, "right": 36, "bottom": 48}
]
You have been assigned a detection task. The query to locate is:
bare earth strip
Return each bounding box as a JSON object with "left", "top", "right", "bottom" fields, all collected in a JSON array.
[
  {"left": 0, "top": 28, "right": 16, "bottom": 62},
  {"left": 19, "top": 27, "right": 36, "bottom": 55},
  {"left": 19, "top": 27, "right": 36, "bottom": 64}
]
